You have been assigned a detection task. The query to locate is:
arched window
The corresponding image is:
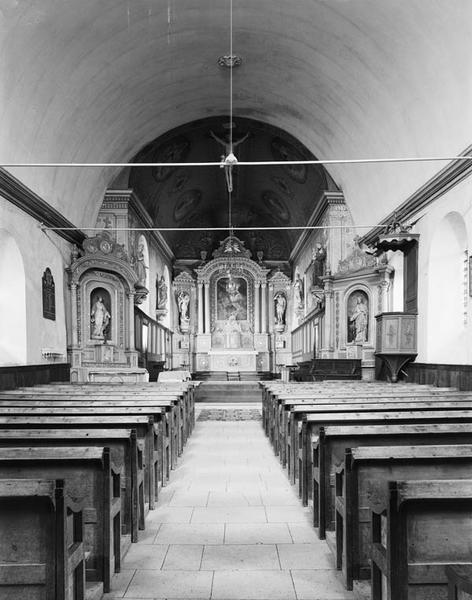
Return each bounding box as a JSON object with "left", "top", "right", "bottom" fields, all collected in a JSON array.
[{"left": 426, "top": 212, "right": 468, "bottom": 363}]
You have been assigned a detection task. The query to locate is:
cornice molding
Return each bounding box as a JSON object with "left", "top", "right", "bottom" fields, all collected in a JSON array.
[
  {"left": 290, "top": 190, "right": 345, "bottom": 263},
  {"left": 361, "top": 145, "right": 472, "bottom": 246},
  {"left": 0, "top": 168, "right": 85, "bottom": 245},
  {"left": 104, "top": 189, "right": 175, "bottom": 262}
]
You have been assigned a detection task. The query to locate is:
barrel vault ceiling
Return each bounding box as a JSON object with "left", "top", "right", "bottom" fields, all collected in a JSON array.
[{"left": 1, "top": 0, "right": 471, "bottom": 253}]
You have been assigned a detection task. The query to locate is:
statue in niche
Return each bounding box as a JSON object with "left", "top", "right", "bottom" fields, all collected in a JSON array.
[
  {"left": 293, "top": 274, "right": 304, "bottom": 309},
  {"left": 134, "top": 243, "right": 148, "bottom": 287},
  {"left": 312, "top": 243, "right": 327, "bottom": 288},
  {"left": 177, "top": 291, "right": 190, "bottom": 330},
  {"left": 157, "top": 275, "right": 168, "bottom": 309},
  {"left": 274, "top": 292, "right": 287, "bottom": 327},
  {"left": 348, "top": 293, "right": 369, "bottom": 343},
  {"left": 91, "top": 296, "right": 111, "bottom": 340}
]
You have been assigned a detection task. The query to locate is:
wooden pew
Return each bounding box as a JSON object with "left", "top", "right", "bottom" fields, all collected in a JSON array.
[
  {"left": 0, "top": 428, "right": 144, "bottom": 544},
  {"left": 313, "top": 422, "right": 472, "bottom": 545},
  {"left": 260, "top": 382, "right": 453, "bottom": 437},
  {"left": 445, "top": 565, "right": 472, "bottom": 600},
  {"left": 264, "top": 385, "right": 465, "bottom": 459},
  {"left": 299, "top": 406, "right": 472, "bottom": 506},
  {"left": 0, "top": 401, "right": 175, "bottom": 478},
  {"left": 0, "top": 393, "right": 187, "bottom": 469},
  {"left": 281, "top": 393, "right": 472, "bottom": 476},
  {"left": 0, "top": 415, "right": 158, "bottom": 512},
  {"left": 335, "top": 444, "right": 472, "bottom": 590},
  {"left": 280, "top": 391, "right": 472, "bottom": 463},
  {"left": 370, "top": 479, "right": 472, "bottom": 600},
  {"left": 0, "top": 478, "right": 86, "bottom": 600},
  {"left": 0, "top": 447, "right": 121, "bottom": 594},
  {"left": 1, "top": 384, "right": 196, "bottom": 436}
]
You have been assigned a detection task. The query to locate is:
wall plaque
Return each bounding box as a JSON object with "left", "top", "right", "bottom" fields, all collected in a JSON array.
[{"left": 42, "top": 268, "right": 56, "bottom": 320}]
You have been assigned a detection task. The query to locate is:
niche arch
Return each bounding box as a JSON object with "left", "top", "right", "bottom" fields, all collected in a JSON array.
[
  {"left": 343, "top": 284, "right": 372, "bottom": 347},
  {"left": 426, "top": 211, "right": 468, "bottom": 363},
  {"left": 0, "top": 230, "right": 27, "bottom": 365}
]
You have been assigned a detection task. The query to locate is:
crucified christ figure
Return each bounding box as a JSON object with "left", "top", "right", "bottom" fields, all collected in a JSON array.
[{"left": 210, "top": 130, "right": 250, "bottom": 193}]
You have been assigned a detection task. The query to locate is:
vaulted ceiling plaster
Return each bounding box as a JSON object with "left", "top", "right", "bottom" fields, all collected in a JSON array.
[{"left": 1, "top": 1, "right": 471, "bottom": 238}]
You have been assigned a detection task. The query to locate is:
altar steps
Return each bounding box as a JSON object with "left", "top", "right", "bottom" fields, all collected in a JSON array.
[
  {"left": 195, "top": 381, "right": 263, "bottom": 403},
  {"left": 194, "top": 371, "right": 273, "bottom": 382}
]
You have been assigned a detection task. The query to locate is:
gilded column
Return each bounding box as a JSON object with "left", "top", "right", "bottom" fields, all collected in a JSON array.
[
  {"left": 128, "top": 292, "right": 135, "bottom": 350},
  {"left": 261, "top": 283, "right": 267, "bottom": 333},
  {"left": 197, "top": 282, "right": 204, "bottom": 334},
  {"left": 254, "top": 282, "right": 260, "bottom": 333},
  {"left": 70, "top": 283, "right": 78, "bottom": 348},
  {"left": 204, "top": 282, "right": 210, "bottom": 333}
]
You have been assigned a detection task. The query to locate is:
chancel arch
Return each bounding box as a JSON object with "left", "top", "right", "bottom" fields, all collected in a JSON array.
[
  {"left": 0, "top": 230, "right": 27, "bottom": 365},
  {"left": 426, "top": 211, "right": 468, "bottom": 364}
]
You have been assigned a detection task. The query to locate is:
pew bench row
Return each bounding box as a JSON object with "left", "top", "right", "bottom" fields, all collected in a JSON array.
[
  {"left": 0, "top": 381, "right": 197, "bottom": 600},
  {"left": 260, "top": 381, "right": 472, "bottom": 600}
]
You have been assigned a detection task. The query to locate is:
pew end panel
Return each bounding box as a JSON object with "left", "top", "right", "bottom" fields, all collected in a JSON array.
[
  {"left": 0, "top": 478, "right": 86, "bottom": 600},
  {"left": 371, "top": 479, "right": 472, "bottom": 600}
]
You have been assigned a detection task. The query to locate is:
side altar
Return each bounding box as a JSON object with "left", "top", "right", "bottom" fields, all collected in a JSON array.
[{"left": 172, "top": 236, "right": 293, "bottom": 373}]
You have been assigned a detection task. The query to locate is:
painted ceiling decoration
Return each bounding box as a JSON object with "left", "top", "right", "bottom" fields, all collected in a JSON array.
[{"left": 128, "top": 116, "right": 336, "bottom": 260}]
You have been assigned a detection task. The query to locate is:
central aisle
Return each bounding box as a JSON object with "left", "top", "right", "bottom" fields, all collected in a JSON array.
[{"left": 104, "top": 411, "right": 355, "bottom": 600}]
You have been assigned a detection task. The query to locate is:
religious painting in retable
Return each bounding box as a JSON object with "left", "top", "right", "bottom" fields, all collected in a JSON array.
[
  {"left": 347, "top": 290, "right": 369, "bottom": 343},
  {"left": 217, "top": 276, "right": 248, "bottom": 321}
]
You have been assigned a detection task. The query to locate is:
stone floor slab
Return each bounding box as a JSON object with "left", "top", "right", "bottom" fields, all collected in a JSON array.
[
  {"left": 211, "top": 570, "right": 296, "bottom": 599},
  {"left": 224, "top": 523, "right": 293, "bottom": 545},
  {"left": 291, "top": 569, "right": 354, "bottom": 599},
  {"left": 277, "top": 544, "right": 335, "bottom": 570},
  {"left": 162, "top": 545, "right": 204, "bottom": 570},
  {"left": 125, "top": 570, "right": 213, "bottom": 599},
  {"left": 191, "top": 506, "right": 267, "bottom": 524},
  {"left": 201, "top": 544, "right": 280, "bottom": 570},
  {"left": 154, "top": 523, "right": 225, "bottom": 545}
]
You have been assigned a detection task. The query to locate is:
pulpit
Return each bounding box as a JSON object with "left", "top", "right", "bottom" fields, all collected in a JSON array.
[{"left": 375, "top": 312, "right": 417, "bottom": 382}]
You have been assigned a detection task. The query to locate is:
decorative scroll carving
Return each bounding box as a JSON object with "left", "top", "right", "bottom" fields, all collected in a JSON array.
[
  {"left": 212, "top": 235, "right": 252, "bottom": 259},
  {"left": 42, "top": 268, "right": 56, "bottom": 320},
  {"left": 338, "top": 236, "right": 377, "bottom": 274},
  {"left": 83, "top": 231, "right": 128, "bottom": 261}
]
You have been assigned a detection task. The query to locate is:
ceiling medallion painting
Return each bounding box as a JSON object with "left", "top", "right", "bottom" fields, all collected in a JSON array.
[
  {"left": 271, "top": 137, "right": 308, "bottom": 184},
  {"left": 149, "top": 136, "right": 190, "bottom": 183},
  {"left": 261, "top": 190, "right": 290, "bottom": 224},
  {"left": 173, "top": 189, "right": 202, "bottom": 223}
]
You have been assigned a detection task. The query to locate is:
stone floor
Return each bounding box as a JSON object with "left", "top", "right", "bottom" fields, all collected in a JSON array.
[{"left": 103, "top": 404, "right": 355, "bottom": 600}]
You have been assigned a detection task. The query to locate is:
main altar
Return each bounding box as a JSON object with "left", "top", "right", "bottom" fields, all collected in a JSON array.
[{"left": 172, "top": 236, "right": 292, "bottom": 373}]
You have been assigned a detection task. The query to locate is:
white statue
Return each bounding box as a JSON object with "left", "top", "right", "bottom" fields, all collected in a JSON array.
[
  {"left": 177, "top": 291, "right": 190, "bottom": 321},
  {"left": 91, "top": 296, "right": 111, "bottom": 340},
  {"left": 293, "top": 274, "right": 304, "bottom": 309},
  {"left": 350, "top": 295, "right": 368, "bottom": 342},
  {"left": 134, "top": 243, "right": 148, "bottom": 287},
  {"left": 157, "top": 275, "right": 168, "bottom": 309},
  {"left": 274, "top": 292, "right": 287, "bottom": 326}
]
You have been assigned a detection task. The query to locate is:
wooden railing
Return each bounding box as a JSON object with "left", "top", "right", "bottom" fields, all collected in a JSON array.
[
  {"left": 291, "top": 314, "right": 321, "bottom": 365},
  {"left": 134, "top": 307, "right": 173, "bottom": 379}
]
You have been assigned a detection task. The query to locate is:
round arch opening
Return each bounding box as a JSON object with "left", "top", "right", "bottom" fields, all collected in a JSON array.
[
  {"left": 426, "top": 211, "right": 468, "bottom": 364},
  {"left": 0, "top": 230, "right": 27, "bottom": 365}
]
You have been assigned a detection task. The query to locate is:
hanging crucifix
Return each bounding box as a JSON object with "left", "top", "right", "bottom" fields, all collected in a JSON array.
[{"left": 210, "top": 129, "right": 249, "bottom": 193}]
